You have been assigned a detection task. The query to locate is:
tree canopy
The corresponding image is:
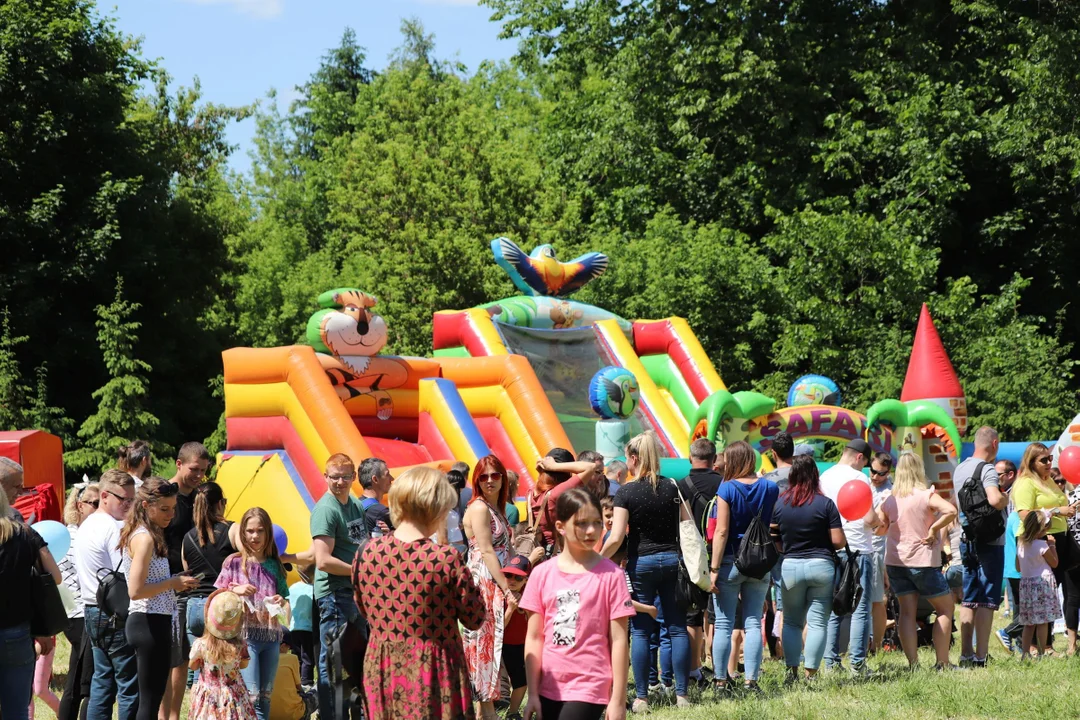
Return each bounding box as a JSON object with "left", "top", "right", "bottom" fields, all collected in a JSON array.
[{"left": 2, "top": 1, "right": 1079, "bottom": 475}]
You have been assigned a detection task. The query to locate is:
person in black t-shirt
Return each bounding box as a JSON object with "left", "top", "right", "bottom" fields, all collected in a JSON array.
[
  {"left": 677, "top": 438, "right": 723, "bottom": 681},
  {"left": 162, "top": 442, "right": 211, "bottom": 720},
  {"left": 358, "top": 457, "right": 394, "bottom": 537}
]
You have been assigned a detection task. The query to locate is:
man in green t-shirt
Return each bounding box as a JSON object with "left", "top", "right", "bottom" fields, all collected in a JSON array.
[{"left": 311, "top": 452, "right": 368, "bottom": 719}]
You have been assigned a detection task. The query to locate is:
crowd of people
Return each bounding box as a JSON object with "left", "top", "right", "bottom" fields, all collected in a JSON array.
[{"left": 0, "top": 423, "right": 1077, "bottom": 720}]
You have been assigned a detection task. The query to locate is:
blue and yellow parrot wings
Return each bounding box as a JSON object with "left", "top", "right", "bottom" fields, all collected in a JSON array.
[{"left": 491, "top": 237, "right": 609, "bottom": 297}]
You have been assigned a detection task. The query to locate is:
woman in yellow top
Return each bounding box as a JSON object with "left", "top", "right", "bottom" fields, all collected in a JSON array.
[{"left": 1012, "top": 443, "right": 1075, "bottom": 536}]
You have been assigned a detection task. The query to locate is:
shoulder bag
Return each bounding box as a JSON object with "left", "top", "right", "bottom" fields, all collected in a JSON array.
[{"left": 674, "top": 480, "right": 712, "bottom": 591}]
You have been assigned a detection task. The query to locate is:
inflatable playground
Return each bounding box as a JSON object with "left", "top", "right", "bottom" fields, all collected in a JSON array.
[{"left": 214, "top": 238, "right": 1050, "bottom": 555}]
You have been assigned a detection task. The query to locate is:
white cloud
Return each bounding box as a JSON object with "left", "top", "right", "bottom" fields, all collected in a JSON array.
[{"left": 180, "top": 0, "right": 284, "bottom": 19}]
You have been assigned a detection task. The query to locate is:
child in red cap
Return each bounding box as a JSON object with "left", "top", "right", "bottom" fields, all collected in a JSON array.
[{"left": 502, "top": 554, "right": 532, "bottom": 720}]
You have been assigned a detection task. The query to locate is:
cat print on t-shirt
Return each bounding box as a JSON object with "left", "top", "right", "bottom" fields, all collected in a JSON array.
[{"left": 553, "top": 588, "right": 581, "bottom": 646}]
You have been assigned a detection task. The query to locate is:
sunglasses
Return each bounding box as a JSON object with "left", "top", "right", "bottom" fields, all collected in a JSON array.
[
  {"left": 870, "top": 469, "right": 889, "bottom": 477},
  {"left": 1038, "top": 456, "right": 1053, "bottom": 465},
  {"left": 103, "top": 490, "right": 134, "bottom": 506},
  {"left": 479, "top": 472, "right": 503, "bottom": 481},
  {"left": 80, "top": 499, "right": 100, "bottom": 509}
]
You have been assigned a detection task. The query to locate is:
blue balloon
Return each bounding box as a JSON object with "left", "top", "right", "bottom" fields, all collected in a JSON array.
[
  {"left": 589, "top": 367, "right": 640, "bottom": 419},
  {"left": 787, "top": 374, "right": 841, "bottom": 408},
  {"left": 273, "top": 524, "right": 289, "bottom": 555},
  {"left": 32, "top": 520, "right": 70, "bottom": 560}
]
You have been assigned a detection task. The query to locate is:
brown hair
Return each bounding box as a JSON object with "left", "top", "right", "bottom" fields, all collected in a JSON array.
[
  {"left": 325, "top": 453, "right": 355, "bottom": 475},
  {"left": 119, "top": 476, "right": 177, "bottom": 557},
  {"left": 117, "top": 440, "right": 152, "bottom": 477},
  {"left": 237, "top": 507, "right": 282, "bottom": 575},
  {"left": 98, "top": 468, "right": 135, "bottom": 496},
  {"left": 177, "top": 441, "right": 211, "bottom": 464},
  {"left": 193, "top": 482, "right": 227, "bottom": 547},
  {"left": 723, "top": 441, "right": 757, "bottom": 480}
]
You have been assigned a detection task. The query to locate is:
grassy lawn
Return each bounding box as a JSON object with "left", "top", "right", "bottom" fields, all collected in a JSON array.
[{"left": 37, "top": 622, "right": 1069, "bottom": 720}]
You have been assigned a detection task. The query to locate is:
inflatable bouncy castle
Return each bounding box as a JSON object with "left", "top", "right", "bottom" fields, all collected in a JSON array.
[{"left": 215, "top": 241, "right": 970, "bottom": 553}]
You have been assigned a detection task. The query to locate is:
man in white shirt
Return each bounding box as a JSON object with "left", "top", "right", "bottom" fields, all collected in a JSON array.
[
  {"left": 76, "top": 469, "right": 138, "bottom": 720},
  {"left": 820, "top": 438, "right": 881, "bottom": 676}
]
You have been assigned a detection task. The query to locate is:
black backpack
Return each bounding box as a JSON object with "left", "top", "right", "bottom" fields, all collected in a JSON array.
[
  {"left": 96, "top": 557, "right": 130, "bottom": 621},
  {"left": 832, "top": 546, "right": 863, "bottom": 616},
  {"left": 734, "top": 484, "right": 779, "bottom": 579},
  {"left": 957, "top": 462, "right": 1006, "bottom": 544}
]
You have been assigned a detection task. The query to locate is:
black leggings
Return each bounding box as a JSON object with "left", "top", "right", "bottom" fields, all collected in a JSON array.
[
  {"left": 1064, "top": 566, "right": 1080, "bottom": 633},
  {"left": 59, "top": 618, "right": 91, "bottom": 720},
  {"left": 126, "top": 612, "right": 173, "bottom": 720},
  {"left": 539, "top": 696, "right": 606, "bottom": 720}
]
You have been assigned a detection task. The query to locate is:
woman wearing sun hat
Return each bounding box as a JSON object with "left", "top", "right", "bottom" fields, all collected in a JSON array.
[{"left": 188, "top": 589, "right": 257, "bottom": 720}]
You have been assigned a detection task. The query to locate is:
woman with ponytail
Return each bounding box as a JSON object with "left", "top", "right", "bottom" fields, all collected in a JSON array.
[
  {"left": 117, "top": 440, "right": 153, "bottom": 486},
  {"left": 601, "top": 431, "right": 694, "bottom": 712},
  {"left": 182, "top": 482, "right": 241, "bottom": 653}
]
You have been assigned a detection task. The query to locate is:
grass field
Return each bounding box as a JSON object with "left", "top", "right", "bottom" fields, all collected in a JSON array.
[{"left": 36, "top": 625, "right": 1070, "bottom": 719}]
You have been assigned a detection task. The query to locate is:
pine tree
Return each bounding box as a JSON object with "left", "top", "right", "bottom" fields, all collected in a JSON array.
[
  {"left": 0, "top": 308, "right": 31, "bottom": 430},
  {"left": 64, "top": 278, "right": 160, "bottom": 474},
  {"left": 27, "top": 363, "right": 73, "bottom": 438}
]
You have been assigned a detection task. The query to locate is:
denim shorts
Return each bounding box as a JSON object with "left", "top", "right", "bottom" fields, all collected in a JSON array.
[
  {"left": 886, "top": 565, "right": 950, "bottom": 599},
  {"left": 945, "top": 564, "right": 963, "bottom": 591},
  {"left": 960, "top": 541, "right": 1004, "bottom": 609}
]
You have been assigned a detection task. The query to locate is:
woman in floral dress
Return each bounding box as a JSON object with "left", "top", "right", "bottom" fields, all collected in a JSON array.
[
  {"left": 353, "top": 467, "right": 485, "bottom": 720},
  {"left": 461, "top": 455, "right": 516, "bottom": 720}
]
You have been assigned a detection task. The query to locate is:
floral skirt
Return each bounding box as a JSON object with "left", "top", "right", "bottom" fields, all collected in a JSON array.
[
  {"left": 1018, "top": 572, "right": 1062, "bottom": 626},
  {"left": 364, "top": 636, "right": 475, "bottom": 720},
  {"left": 189, "top": 668, "right": 256, "bottom": 720}
]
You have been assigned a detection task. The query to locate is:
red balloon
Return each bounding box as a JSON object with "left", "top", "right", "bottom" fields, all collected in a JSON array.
[
  {"left": 837, "top": 479, "right": 873, "bottom": 521},
  {"left": 1059, "top": 446, "right": 1080, "bottom": 485}
]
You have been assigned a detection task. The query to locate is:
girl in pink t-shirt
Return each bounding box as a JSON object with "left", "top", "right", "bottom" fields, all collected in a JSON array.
[{"left": 520, "top": 487, "right": 635, "bottom": 720}]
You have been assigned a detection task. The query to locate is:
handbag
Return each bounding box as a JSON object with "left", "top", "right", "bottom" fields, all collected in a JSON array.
[
  {"left": 674, "top": 481, "right": 712, "bottom": 591},
  {"left": 30, "top": 553, "right": 67, "bottom": 637},
  {"left": 832, "top": 545, "right": 864, "bottom": 616},
  {"left": 676, "top": 559, "right": 709, "bottom": 615}
]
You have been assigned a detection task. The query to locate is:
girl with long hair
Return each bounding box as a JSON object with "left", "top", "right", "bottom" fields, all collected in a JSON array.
[
  {"left": 214, "top": 507, "right": 289, "bottom": 720},
  {"left": 521, "top": 487, "right": 634, "bottom": 720},
  {"left": 120, "top": 477, "right": 200, "bottom": 720},
  {"left": 601, "top": 431, "right": 694, "bottom": 711},
  {"left": 876, "top": 453, "right": 957, "bottom": 670},
  {"left": 462, "top": 455, "right": 515, "bottom": 720},
  {"left": 772, "top": 455, "right": 846, "bottom": 682}
]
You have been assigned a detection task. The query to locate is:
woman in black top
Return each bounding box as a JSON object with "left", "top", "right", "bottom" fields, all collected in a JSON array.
[
  {"left": 0, "top": 486, "right": 61, "bottom": 719},
  {"left": 181, "top": 482, "right": 240, "bottom": 651},
  {"left": 602, "top": 431, "right": 694, "bottom": 712},
  {"left": 771, "top": 456, "right": 846, "bottom": 682}
]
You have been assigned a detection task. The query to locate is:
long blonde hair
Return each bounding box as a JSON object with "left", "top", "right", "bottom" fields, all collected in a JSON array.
[
  {"left": 1018, "top": 442, "right": 1051, "bottom": 484},
  {"left": 0, "top": 488, "right": 21, "bottom": 544},
  {"left": 626, "top": 431, "right": 662, "bottom": 489},
  {"left": 892, "top": 453, "right": 928, "bottom": 498}
]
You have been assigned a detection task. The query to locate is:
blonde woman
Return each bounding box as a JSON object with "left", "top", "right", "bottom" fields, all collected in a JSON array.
[
  {"left": 602, "top": 431, "right": 693, "bottom": 711},
  {"left": 876, "top": 453, "right": 957, "bottom": 669},
  {"left": 352, "top": 466, "right": 484, "bottom": 720},
  {"left": 58, "top": 482, "right": 100, "bottom": 720}
]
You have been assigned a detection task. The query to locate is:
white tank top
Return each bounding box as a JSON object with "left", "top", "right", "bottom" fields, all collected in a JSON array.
[{"left": 122, "top": 526, "right": 176, "bottom": 616}]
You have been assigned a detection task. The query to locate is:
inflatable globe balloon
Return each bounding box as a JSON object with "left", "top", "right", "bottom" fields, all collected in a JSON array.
[
  {"left": 787, "top": 374, "right": 841, "bottom": 408},
  {"left": 273, "top": 524, "right": 289, "bottom": 555},
  {"left": 589, "top": 367, "right": 639, "bottom": 419}
]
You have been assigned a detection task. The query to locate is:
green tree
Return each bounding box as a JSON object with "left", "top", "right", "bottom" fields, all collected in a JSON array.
[
  {"left": 0, "top": 310, "right": 32, "bottom": 431},
  {"left": 65, "top": 278, "right": 161, "bottom": 474}
]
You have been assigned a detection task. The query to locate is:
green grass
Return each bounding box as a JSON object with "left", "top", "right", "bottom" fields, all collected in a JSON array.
[{"left": 37, "top": 622, "right": 1068, "bottom": 720}]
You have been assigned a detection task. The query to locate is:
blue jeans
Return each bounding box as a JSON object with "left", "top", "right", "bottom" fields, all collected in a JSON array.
[
  {"left": 780, "top": 557, "right": 836, "bottom": 671},
  {"left": 0, "top": 622, "right": 35, "bottom": 720},
  {"left": 627, "top": 551, "right": 689, "bottom": 697},
  {"left": 648, "top": 595, "right": 672, "bottom": 687},
  {"left": 186, "top": 596, "right": 208, "bottom": 683},
  {"left": 317, "top": 587, "right": 364, "bottom": 719},
  {"left": 712, "top": 557, "right": 770, "bottom": 682},
  {"left": 85, "top": 606, "right": 139, "bottom": 720},
  {"left": 242, "top": 639, "right": 280, "bottom": 720},
  {"left": 771, "top": 559, "right": 785, "bottom": 613},
  {"left": 825, "top": 550, "right": 873, "bottom": 669}
]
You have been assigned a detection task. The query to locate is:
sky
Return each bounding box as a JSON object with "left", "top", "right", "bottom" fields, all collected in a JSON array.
[{"left": 102, "top": 0, "right": 518, "bottom": 172}]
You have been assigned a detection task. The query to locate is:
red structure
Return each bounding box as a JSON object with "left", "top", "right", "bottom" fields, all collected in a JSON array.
[{"left": 0, "top": 430, "right": 64, "bottom": 514}]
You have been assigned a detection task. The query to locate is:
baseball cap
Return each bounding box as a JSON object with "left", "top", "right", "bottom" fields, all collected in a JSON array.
[
  {"left": 503, "top": 555, "right": 532, "bottom": 578},
  {"left": 845, "top": 438, "right": 873, "bottom": 457},
  {"left": 793, "top": 444, "right": 816, "bottom": 457}
]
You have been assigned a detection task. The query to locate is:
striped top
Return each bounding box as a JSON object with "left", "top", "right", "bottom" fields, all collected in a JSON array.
[{"left": 60, "top": 525, "right": 84, "bottom": 619}]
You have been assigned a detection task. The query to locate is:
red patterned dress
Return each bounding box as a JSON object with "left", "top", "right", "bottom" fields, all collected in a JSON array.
[
  {"left": 353, "top": 535, "right": 485, "bottom": 720},
  {"left": 461, "top": 500, "right": 511, "bottom": 702}
]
